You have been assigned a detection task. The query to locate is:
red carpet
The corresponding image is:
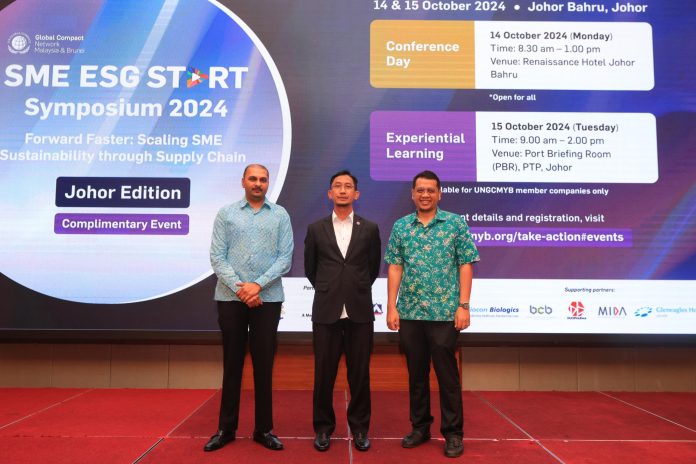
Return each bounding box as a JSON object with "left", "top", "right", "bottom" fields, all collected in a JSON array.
[
  {"left": 540, "top": 441, "right": 696, "bottom": 464},
  {"left": 354, "top": 439, "right": 557, "bottom": 464},
  {"left": 1, "top": 389, "right": 214, "bottom": 437},
  {"left": 0, "top": 436, "right": 156, "bottom": 464},
  {"left": 170, "top": 390, "right": 347, "bottom": 438},
  {"left": 476, "top": 391, "right": 696, "bottom": 440},
  {"left": 0, "top": 388, "right": 694, "bottom": 463},
  {"left": 0, "top": 388, "right": 88, "bottom": 428},
  {"left": 139, "top": 437, "right": 351, "bottom": 464},
  {"left": 605, "top": 392, "right": 696, "bottom": 430},
  {"left": 167, "top": 390, "right": 220, "bottom": 438},
  {"left": 368, "top": 391, "right": 527, "bottom": 439}
]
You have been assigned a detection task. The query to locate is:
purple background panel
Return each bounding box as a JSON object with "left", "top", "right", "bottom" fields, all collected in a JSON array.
[
  {"left": 54, "top": 214, "right": 189, "bottom": 235},
  {"left": 370, "top": 111, "right": 477, "bottom": 181}
]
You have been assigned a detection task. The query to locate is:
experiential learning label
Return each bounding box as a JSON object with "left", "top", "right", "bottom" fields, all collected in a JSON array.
[
  {"left": 371, "top": 20, "right": 654, "bottom": 90},
  {"left": 370, "top": 111, "right": 658, "bottom": 183}
]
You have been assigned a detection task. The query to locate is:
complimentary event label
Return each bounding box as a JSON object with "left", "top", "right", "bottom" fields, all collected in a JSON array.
[
  {"left": 0, "top": 0, "right": 290, "bottom": 303},
  {"left": 55, "top": 213, "right": 189, "bottom": 235},
  {"left": 370, "top": 111, "right": 657, "bottom": 183},
  {"left": 370, "top": 20, "right": 653, "bottom": 90}
]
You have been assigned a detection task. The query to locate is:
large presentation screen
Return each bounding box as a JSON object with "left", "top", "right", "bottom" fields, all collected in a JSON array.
[{"left": 0, "top": 0, "right": 694, "bottom": 336}]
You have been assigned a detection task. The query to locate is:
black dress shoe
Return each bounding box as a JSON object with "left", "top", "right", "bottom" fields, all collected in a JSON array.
[
  {"left": 313, "top": 432, "right": 330, "bottom": 451},
  {"left": 203, "top": 430, "right": 235, "bottom": 452},
  {"left": 444, "top": 435, "right": 464, "bottom": 458},
  {"left": 253, "top": 431, "right": 284, "bottom": 450},
  {"left": 401, "top": 429, "right": 431, "bottom": 448},
  {"left": 353, "top": 432, "right": 370, "bottom": 451}
]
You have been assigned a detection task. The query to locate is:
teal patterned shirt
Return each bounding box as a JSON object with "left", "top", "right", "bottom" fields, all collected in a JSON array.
[
  {"left": 210, "top": 198, "right": 293, "bottom": 302},
  {"left": 384, "top": 209, "right": 480, "bottom": 321}
]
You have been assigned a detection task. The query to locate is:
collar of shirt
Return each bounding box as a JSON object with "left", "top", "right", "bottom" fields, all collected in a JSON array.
[
  {"left": 239, "top": 198, "right": 270, "bottom": 211},
  {"left": 409, "top": 208, "right": 445, "bottom": 227},
  {"left": 332, "top": 210, "right": 354, "bottom": 225}
]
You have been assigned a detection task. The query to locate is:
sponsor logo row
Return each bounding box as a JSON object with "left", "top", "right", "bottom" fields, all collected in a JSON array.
[
  {"left": 469, "top": 301, "right": 696, "bottom": 320},
  {"left": 297, "top": 285, "right": 696, "bottom": 320}
]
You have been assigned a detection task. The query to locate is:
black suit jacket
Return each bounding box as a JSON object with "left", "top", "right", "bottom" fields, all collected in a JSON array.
[{"left": 304, "top": 214, "right": 381, "bottom": 324}]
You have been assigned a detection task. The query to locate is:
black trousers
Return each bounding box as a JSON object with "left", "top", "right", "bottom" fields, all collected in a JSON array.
[
  {"left": 313, "top": 319, "right": 373, "bottom": 435},
  {"left": 399, "top": 319, "right": 463, "bottom": 438},
  {"left": 217, "top": 300, "right": 281, "bottom": 433}
]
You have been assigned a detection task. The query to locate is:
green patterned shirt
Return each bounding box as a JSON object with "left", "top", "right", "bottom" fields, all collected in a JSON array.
[{"left": 384, "top": 209, "right": 480, "bottom": 321}]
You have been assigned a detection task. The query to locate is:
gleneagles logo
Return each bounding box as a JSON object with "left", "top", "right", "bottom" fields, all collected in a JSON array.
[
  {"left": 634, "top": 307, "right": 652, "bottom": 318},
  {"left": 8, "top": 33, "right": 31, "bottom": 54}
]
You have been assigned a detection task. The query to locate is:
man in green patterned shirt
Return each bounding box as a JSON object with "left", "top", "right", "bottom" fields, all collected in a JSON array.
[{"left": 384, "top": 170, "right": 480, "bottom": 459}]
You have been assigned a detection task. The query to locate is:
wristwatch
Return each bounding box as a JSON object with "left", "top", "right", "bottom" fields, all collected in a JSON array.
[{"left": 458, "top": 302, "right": 470, "bottom": 310}]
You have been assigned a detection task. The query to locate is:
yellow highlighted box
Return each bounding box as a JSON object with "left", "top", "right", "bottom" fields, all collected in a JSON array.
[{"left": 370, "top": 20, "right": 475, "bottom": 89}]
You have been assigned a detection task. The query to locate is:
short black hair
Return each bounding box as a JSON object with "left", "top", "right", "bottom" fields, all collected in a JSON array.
[
  {"left": 412, "top": 170, "right": 440, "bottom": 189},
  {"left": 242, "top": 164, "right": 269, "bottom": 178},
  {"left": 330, "top": 170, "right": 358, "bottom": 188}
]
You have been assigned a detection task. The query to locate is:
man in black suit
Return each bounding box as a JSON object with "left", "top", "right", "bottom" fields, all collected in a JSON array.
[{"left": 304, "top": 170, "right": 381, "bottom": 452}]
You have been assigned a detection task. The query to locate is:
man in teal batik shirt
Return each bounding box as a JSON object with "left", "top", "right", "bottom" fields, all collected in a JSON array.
[
  {"left": 385, "top": 170, "right": 479, "bottom": 459},
  {"left": 205, "top": 164, "right": 293, "bottom": 453}
]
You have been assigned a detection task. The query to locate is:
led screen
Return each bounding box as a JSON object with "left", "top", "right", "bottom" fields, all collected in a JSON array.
[{"left": 0, "top": 0, "right": 694, "bottom": 335}]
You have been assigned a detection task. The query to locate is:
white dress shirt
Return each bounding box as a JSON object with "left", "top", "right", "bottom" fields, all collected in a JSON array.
[{"left": 332, "top": 211, "right": 353, "bottom": 319}]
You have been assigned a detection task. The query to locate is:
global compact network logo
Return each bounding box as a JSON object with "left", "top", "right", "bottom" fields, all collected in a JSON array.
[
  {"left": 373, "top": 303, "right": 383, "bottom": 315},
  {"left": 8, "top": 32, "right": 31, "bottom": 54}
]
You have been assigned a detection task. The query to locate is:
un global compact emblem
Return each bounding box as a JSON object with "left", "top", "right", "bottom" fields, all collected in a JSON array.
[{"left": 8, "top": 32, "right": 30, "bottom": 54}]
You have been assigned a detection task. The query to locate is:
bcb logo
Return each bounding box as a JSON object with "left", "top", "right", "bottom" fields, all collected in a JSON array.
[{"left": 530, "top": 305, "right": 552, "bottom": 315}]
